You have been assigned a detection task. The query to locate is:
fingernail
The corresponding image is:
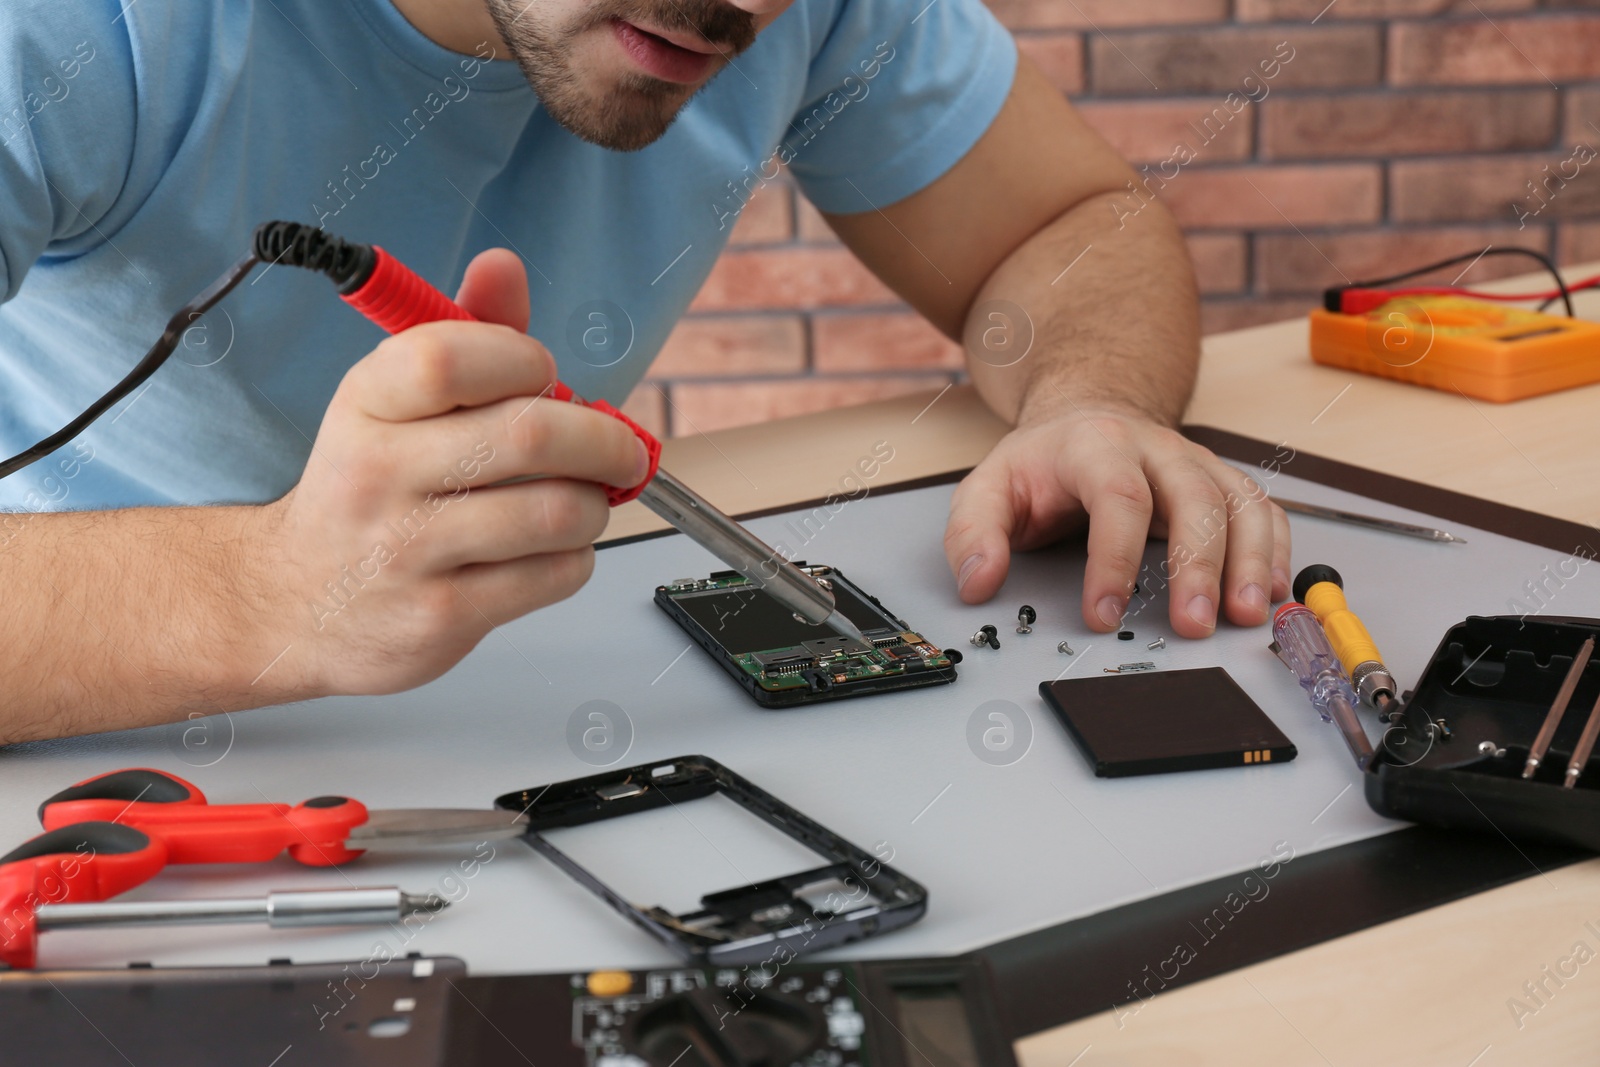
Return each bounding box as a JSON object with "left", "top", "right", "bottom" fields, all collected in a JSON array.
[
  {"left": 1242, "top": 583, "right": 1269, "bottom": 613},
  {"left": 957, "top": 554, "right": 984, "bottom": 590},
  {"left": 1187, "top": 595, "right": 1216, "bottom": 630},
  {"left": 1096, "top": 596, "right": 1124, "bottom": 628},
  {"left": 632, "top": 440, "right": 651, "bottom": 483},
  {"left": 1272, "top": 568, "right": 1290, "bottom": 596}
]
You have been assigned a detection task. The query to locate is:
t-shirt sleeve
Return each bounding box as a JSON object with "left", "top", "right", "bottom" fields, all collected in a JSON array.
[
  {"left": 785, "top": 0, "right": 1017, "bottom": 215},
  {"left": 0, "top": 2, "right": 136, "bottom": 303}
]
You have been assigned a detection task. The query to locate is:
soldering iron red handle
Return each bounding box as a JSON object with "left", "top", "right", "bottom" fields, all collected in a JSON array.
[{"left": 343, "top": 247, "right": 661, "bottom": 506}]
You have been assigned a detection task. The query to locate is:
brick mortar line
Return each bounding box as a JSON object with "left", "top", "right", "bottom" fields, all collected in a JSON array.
[
  {"left": 681, "top": 304, "right": 916, "bottom": 320},
  {"left": 643, "top": 371, "right": 953, "bottom": 383},
  {"left": 1033, "top": 11, "right": 1600, "bottom": 37},
  {"left": 1066, "top": 84, "right": 1597, "bottom": 103}
]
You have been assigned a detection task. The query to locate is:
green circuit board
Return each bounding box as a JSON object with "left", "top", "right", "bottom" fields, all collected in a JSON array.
[{"left": 655, "top": 566, "right": 958, "bottom": 706}]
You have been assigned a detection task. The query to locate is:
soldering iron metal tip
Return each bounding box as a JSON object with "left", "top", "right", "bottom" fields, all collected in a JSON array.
[
  {"left": 401, "top": 893, "right": 450, "bottom": 916},
  {"left": 824, "top": 609, "right": 872, "bottom": 647}
]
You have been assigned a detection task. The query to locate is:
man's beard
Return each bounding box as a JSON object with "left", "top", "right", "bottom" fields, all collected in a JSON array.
[{"left": 484, "top": 0, "right": 757, "bottom": 151}]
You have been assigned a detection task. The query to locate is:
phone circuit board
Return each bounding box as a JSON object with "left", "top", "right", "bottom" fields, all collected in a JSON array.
[{"left": 655, "top": 564, "right": 959, "bottom": 708}]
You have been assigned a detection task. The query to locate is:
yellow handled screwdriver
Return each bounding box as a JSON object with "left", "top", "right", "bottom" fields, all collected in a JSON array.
[{"left": 1294, "top": 565, "right": 1403, "bottom": 722}]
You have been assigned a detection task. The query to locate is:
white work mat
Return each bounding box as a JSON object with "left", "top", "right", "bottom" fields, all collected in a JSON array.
[{"left": 4, "top": 468, "right": 1594, "bottom": 973}]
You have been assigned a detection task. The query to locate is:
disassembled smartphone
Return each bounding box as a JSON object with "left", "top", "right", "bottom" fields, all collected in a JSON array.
[
  {"left": 654, "top": 563, "right": 959, "bottom": 708},
  {"left": 495, "top": 756, "right": 928, "bottom": 966}
]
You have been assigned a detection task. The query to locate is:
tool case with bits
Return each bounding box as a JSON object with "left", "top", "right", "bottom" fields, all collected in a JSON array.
[{"left": 1365, "top": 614, "right": 1600, "bottom": 851}]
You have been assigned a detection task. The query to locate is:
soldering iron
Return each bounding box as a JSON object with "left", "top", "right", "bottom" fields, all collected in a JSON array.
[{"left": 0, "top": 222, "right": 868, "bottom": 646}]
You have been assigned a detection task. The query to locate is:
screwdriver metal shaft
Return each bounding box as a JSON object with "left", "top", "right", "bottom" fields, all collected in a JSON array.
[
  {"left": 1564, "top": 688, "right": 1600, "bottom": 789},
  {"left": 1272, "top": 603, "right": 1374, "bottom": 769},
  {"left": 1525, "top": 636, "right": 1595, "bottom": 779},
  {"left": 34, "top": 887, "right": 445, "bottom": 931}
]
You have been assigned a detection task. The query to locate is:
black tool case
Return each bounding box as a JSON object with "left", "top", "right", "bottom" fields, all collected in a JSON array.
[{"left": 1367, "top": 614, "right": 1600, "bottom": 851}]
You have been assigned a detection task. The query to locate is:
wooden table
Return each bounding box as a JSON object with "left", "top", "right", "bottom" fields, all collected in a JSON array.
[{"left": 607, "top": 266, "right": 1600, "bottom": 1064}]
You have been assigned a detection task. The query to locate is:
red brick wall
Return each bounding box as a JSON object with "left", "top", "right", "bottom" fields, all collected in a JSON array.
[{"left": 627, "top": 0, "right": 1600, "bottom": 437}]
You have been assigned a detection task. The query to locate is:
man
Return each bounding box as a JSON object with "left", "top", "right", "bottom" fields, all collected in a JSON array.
[{"left": 0, "top": 0, "right": 1289, "bottom": 743}]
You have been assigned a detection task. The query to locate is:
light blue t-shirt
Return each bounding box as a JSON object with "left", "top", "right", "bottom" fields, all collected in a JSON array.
[{"left": 0, "top": 0, "right": 1015, "bottom": 511}]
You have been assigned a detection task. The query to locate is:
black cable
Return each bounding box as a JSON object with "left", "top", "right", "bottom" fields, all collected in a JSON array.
[
  {"left": 253, "top": 221, "right": 374, "bottom": 294},
  {"left": 1333, "top": 246, "right": 1574, "bottom": 318},
  {"left": 0, "top": 253, "right": 260, "bottom": 481}
]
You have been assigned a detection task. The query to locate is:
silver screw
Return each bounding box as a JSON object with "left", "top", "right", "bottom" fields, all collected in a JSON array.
[
  {"left": 1478, "top": 740, "right": 1506, "bottom": 758},
  {"left": 1147, "top": 637, "right": 1165, "bottom": 650},
  {"left": 970, "top": 629, "right": 988, "bottom": 647},
  {"left": 1057, "top": 641, "right": 1074, "bottom": 655}
]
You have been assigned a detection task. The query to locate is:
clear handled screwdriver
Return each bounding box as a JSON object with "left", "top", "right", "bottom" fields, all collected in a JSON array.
[{"left": 1271, "top": 602, "right": 1374, "bottom": 770}]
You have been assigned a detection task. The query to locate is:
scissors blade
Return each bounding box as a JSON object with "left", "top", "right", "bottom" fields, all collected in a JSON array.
[{"left": 347, "top": 809, "right": 529, "bottom": 850}]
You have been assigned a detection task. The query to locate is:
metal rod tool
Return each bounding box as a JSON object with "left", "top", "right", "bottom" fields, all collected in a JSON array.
[{"left": 1524, "top": 636, "right": 1594, "bottom": 779}]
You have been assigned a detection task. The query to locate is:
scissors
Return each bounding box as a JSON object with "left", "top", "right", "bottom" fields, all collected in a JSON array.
[{"left": 0, "top": 767, "right": 527, "bottom": 967}]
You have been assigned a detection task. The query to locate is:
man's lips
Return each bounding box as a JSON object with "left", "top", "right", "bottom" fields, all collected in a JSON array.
[{"left": 610, "top": 18, "right": 720, "bottom": 84}]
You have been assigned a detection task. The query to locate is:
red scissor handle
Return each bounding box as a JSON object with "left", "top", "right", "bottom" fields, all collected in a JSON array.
[
  {"left": 0, "top": 822, "right": 166, "bottom": 969},
  {"left": 341, "top": 246, "right": 662, "bottom": 506},
  {"left": 39, "top": 768, "right": 369, "bottom": 867}
]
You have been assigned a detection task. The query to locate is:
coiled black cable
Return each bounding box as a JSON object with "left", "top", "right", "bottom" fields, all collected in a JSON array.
[
  {"left": 252, "top": 221, "right": 375, "bottom": 295},
  {"left": 0, "top": 221, "right": 386, "bottom": 483}
]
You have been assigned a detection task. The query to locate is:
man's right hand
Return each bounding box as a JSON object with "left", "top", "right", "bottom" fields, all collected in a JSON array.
[{"left": 243, "top": 249, "right": 648, "bottom": 697}]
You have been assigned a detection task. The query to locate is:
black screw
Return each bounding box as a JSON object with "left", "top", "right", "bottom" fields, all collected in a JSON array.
[
  {"left": 1117, "top": 630, "right": 1134, "bottom": 641},
  {"left": 1016, "top": 605, "right": 1036, "bottom": 634},
  {"left": 982, "top": 624, "right": 1000, "bottom": 650}
]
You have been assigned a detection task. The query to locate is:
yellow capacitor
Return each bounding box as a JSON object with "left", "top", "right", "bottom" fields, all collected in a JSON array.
[
  {"left": 586, "top": 970, "right": 633, "bottom": 997},
  {"left": 1293, "top": 564, "right": 1397, "bottom": 707}
]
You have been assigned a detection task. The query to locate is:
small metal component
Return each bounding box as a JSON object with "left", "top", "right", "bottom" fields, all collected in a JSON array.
[
  {"left": 596, "top": 781, "right": 650, "bottom": 802},
  {"left": 1352, "top": 665, "right": 1399, "bottom": 708},
  {"left": 1104, "top": 661, "right": 1156, "bottom": 673},
  {"left": 1057, "top": 641, "right": 1074, "bottom": 655},
  {"left": 1147, "top": 637, "right": 1165, "bottom": 651},
  {"left": 1117, "top": 631, "right": 1134, "bottom": 641},
  {"left": 969, "top": 625, "right": 1000, "bottom": 650},
  {"left": 1430, "top": 718, "right": 1452, "bottom": 740},
  {"left": 1016, "top": 605, "right": 1036, "bottom": 634},
  {"left": 1478, "top": 740, "right": 1506, "bottom": 758}
]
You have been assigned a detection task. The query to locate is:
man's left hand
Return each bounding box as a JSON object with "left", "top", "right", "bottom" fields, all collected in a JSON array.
[{"left": 942, "top": 407, "right": 1291, "bottom": 639}]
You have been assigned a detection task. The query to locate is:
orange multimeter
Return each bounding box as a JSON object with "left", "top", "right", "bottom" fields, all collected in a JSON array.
[{"left": 1308, "top": 295, "right": 1600, "bottom": 402}]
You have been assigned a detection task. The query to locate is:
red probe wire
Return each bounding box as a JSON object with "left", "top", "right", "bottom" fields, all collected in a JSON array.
[{"left": 1336, "top": 275, "right": 1600, "bottom": 315}]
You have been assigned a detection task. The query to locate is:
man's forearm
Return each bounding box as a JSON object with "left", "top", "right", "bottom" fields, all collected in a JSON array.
[
  {"left": 0, "top": 506, "right": 292, "bottom": 744},
  {"left": 964, "top": 192, "right": 1200, "bottom": 429}
]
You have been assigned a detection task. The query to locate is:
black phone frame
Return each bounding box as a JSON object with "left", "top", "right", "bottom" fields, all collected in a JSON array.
[{"left": 494, "top": 755, "right": 928, "bottom": 967}]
